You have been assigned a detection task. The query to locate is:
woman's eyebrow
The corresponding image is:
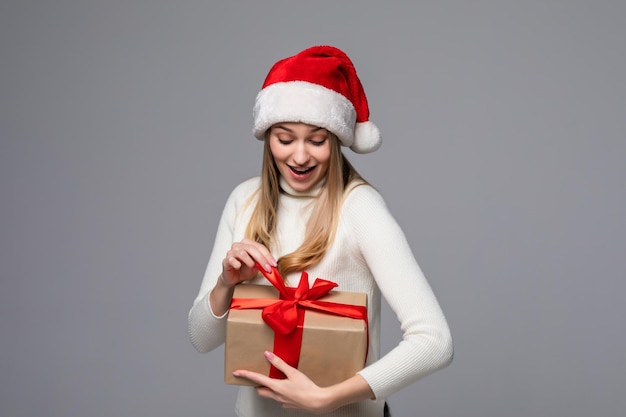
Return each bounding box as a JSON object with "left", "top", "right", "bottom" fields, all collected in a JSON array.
[
  {"left": 273, "top": 125, "right": 294, "bottom": 132},
  {"left": 273, "top": 125, "right": 325, "bottom": 134}
]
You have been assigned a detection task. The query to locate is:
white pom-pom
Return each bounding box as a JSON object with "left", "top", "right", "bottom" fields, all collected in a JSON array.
[{"left": 350, "top": 121, "right": 382, "bottom": 154}]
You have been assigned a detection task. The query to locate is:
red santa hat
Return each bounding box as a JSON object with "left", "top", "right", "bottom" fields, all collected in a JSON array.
[{"left": 253, "top": 45, "right": 382, "bottom": 154}]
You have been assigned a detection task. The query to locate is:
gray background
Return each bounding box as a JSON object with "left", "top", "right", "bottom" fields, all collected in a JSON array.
[{"left": 1, "top": 1, "right": 625, "bottom": 416}]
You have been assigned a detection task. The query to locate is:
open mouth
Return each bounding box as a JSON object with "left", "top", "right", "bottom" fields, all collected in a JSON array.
[{"left": 289, "top": 165, "right": 315, "bottom": 175}]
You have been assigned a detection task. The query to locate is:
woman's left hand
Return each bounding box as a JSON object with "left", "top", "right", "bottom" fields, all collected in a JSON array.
[{"left": 232, "top": 351, "right": 336, "bottom": 414}]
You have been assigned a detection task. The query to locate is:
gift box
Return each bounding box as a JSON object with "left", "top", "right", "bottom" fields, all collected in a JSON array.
[{"left": 224, "top": 266, "right": 368, "bottom": 387}]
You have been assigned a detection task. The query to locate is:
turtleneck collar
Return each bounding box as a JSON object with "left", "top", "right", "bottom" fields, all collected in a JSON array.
[{"left": 279, "top": 176, "right": 324, "bottom": 198}]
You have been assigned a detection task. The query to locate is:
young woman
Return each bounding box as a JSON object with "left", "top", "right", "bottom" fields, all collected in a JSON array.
[{"left": 188, "top": 45, "right": 453, "bottom": 417}]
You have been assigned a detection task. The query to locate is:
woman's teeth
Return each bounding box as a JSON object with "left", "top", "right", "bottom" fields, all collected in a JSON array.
[{"left": 290, "top": 166, "right": 314, "bottom": 174}]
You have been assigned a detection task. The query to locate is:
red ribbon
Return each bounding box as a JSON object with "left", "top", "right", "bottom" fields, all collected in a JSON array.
[{"left": 230, "top": 263, "right": 369, "bottom": 379}]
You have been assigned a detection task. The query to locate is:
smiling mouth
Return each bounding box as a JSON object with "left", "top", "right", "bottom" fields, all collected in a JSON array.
[{"left": 289, "top": 166, "right": 315, "bottom": 175}]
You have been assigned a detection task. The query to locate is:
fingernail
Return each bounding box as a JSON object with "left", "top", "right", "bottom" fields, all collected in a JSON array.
[
  {"left": 264, "top": 264, "right": 272, "bottom": 272},
  {"left": 264, "top": 351, "right": 274, "bottom": 360},
  {"left": 232, "top": 371, "right": 241, "bottom": 377}
]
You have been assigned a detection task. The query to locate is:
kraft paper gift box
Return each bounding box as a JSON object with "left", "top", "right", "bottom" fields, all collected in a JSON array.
[{"left": 224, "top": 267, "right": 368, "bottom": 388}]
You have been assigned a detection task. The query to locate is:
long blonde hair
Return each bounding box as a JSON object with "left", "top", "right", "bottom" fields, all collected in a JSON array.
[{"left": 245, "top": 131, "right": 367, "bottom": 277}]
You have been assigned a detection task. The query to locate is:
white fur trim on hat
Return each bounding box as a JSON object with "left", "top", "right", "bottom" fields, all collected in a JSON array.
[{"left": 253, "top": 81, "right": 356, "bottom": 147}]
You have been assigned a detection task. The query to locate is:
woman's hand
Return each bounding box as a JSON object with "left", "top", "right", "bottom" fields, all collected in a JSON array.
[
  {"left": 209, "top": 239, "right": 276, "bottom": 316},
  {"left": 221, "top": 239, "right": 277, "bottom": 288},
  {"left": 233, "top": 351, "right": 375, "bottom": 414},
  {"left": 234, "top": 351, "right": 334, "bottom": 414}
]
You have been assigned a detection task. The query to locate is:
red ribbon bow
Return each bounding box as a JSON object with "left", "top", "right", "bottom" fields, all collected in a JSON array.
[{"left": 229, "top": 263, "right": 368, "bottom": 379}]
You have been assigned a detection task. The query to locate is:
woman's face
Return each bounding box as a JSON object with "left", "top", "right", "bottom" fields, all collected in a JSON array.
[{"left": 268, "top": 122, "right": 332, "bottom": 193}]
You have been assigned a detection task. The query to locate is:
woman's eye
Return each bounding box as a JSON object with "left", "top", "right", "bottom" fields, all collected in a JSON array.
[
  {"left": 277, "top": 138, "right": 293, "bottom": 145},
  {"left": 311, "top": 139, "right": 327, "bottom": 146}
]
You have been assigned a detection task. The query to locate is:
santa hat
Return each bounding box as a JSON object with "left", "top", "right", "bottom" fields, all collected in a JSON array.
[{"left": 253, "top": 45, "right": 382, "bottom": 154}]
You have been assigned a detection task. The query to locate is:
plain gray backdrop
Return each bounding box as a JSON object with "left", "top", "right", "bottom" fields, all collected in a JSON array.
[{"left": 1, "top": 1, "right": 625, "bottom": 416}]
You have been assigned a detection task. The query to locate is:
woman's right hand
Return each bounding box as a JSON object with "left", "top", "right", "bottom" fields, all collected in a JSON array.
[
  {"left": 209, "top": 239, "right": 277, "bottom": 317},
  {"left": 220, "top": 238, "right": 277, "bottom": 288}
]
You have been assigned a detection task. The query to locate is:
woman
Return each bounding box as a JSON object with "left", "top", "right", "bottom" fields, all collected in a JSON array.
[{"left": 188, "top": 45, "right": 453, "bottom": 417}]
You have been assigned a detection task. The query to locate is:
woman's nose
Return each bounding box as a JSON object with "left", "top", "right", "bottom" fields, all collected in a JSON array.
[{"left": 292, "top": 143, "right": 310, "bottom": 165}]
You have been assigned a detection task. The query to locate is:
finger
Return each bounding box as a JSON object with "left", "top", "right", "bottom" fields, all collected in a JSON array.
[
  {"left": 222, "top": 251, "right": 255, "bottom": 282},
  {"left": 224, "top": 246, "right": 258, "bottom": 276},
  {"left": 231, "top": 240, "right": 276, "bottom": 274},
  {"left": 255, "top": 386, "right": 284, "bottom": 402},
  {"left": 232, "top": 369, "right": 276, "bottom": 390},
  {"left": 262, "top": 351, "right": 297, "bottom": 379},
  {"left": 224, "top": 255, "right": 242, "bottom": 269},
  {"left": 240, "top": 239, "right": 278, "bottom": 269},
  {"left": 222, "top": 257, "right": 243, "bottom": 282}
]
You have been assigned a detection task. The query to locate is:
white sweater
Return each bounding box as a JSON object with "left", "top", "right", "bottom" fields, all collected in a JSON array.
[{"left": 188, "top": 177, "right": 453, "bottom": 417}]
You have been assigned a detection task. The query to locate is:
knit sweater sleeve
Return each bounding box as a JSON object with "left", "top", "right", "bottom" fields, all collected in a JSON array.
[
  {"left": 346, "top": 186, "right": 453, "bottom": 399},
  {"left": 187, "top": 179, "right": 259, "bottom": 353}
]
